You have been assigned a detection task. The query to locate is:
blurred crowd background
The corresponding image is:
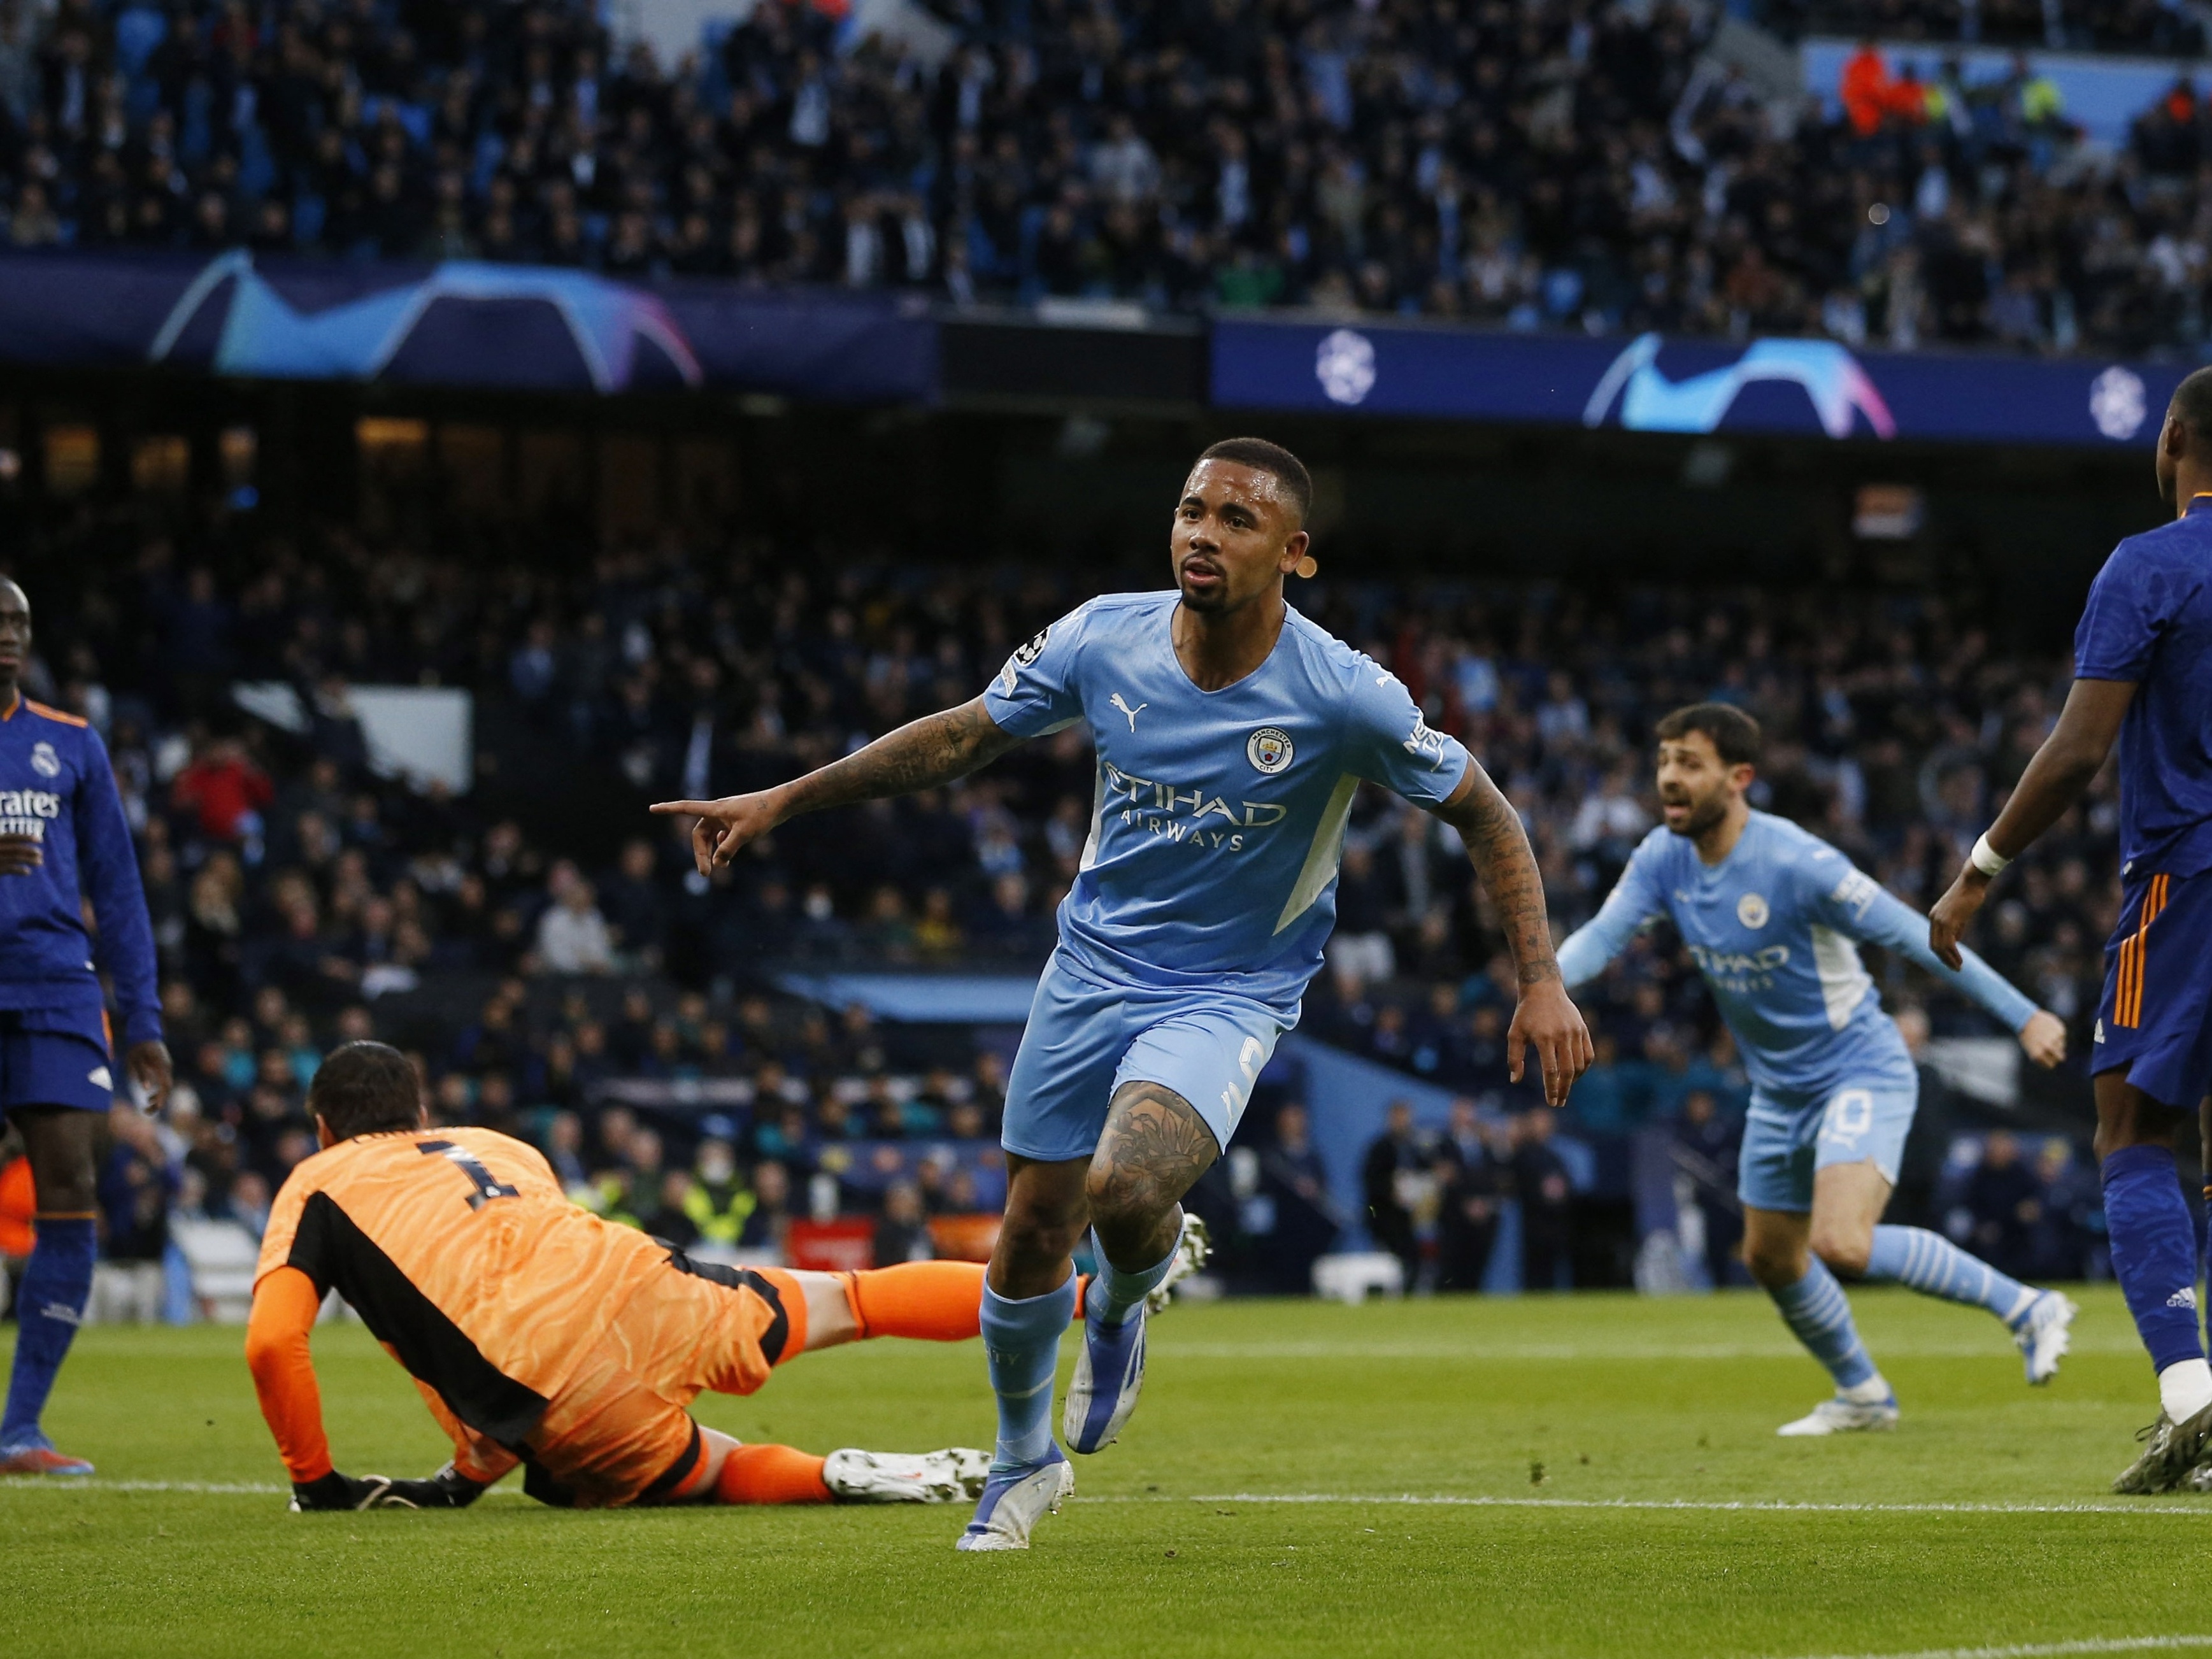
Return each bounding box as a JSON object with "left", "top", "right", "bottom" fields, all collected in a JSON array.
[
  {"left": 0, "top": 0, "right": 2166, "bottom": 1316},
  {"left": 0, "top": 506, "right": 2122, "bottom": 1315},
  {"left": 4, "top": 0, "right": 2212, "bottom": 353}
]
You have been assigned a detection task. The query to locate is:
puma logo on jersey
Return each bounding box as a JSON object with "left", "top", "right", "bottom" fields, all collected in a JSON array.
[{"left": 1110, "top": 694, "right": 1148, "bottom": 731}]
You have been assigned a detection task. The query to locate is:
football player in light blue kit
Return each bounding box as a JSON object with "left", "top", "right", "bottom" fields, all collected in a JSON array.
[
  {"left": 658, "top": 438, "right": 1592, "bottom": 1549},
  {"left": 1557, "top": 702, "right": 2075, "bottom": 1435}
]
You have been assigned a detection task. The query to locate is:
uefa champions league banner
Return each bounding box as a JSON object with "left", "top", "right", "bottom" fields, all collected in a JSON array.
[
  {"left": 0, "top": 248, "right": 935, "bottom": 402},
  {"left": 1213, "top": 317, "right": 2193, "bottom": 449}
]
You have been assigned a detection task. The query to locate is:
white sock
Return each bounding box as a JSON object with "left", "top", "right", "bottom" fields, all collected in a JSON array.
[
  {"left": 2158, "top": 1358, "right": 2212, "bottom": 1423},
  {"left": 1840, "top": 1373, "right": 1892, "bottom": 1405}
]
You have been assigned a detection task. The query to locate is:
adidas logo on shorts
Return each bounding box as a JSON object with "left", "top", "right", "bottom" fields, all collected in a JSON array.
[{"left": 2169, "top": 1288, "right": 2199, "bottom": 1310}]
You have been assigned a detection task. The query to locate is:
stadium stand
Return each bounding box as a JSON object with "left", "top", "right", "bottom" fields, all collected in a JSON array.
[
  {"left": 0, "top": 504, "right": 2122, "bottom": 1300},
  {"left": 1773, "top": 0, "right": 2203, "bottom": 53},
  {"left": 0, "top": 0, "right": 2206, "bottom": 352}
]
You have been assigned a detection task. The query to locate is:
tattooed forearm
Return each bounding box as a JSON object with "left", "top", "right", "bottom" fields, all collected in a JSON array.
[
  {"left": 1088, "top": 1082, "right": 1218, "bottom": 1263},
  {"left": 778, "top": 696, "right": 1022, "bottom": 820},
  {"left": 1438, "top": 764, "right": 1560, "bottom": 987}
]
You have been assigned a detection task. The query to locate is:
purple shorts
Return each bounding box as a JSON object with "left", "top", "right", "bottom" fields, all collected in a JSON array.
[
  {"left": 0, "top": 1012, "right": 117, "bottom": 1114},
  {"left": 2094, "top": 866, "right": 2212, "bottom": 1112}
]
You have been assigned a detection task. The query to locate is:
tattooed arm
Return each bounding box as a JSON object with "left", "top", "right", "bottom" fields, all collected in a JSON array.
[
  {"left": 1431, "top": 764, "right": 1595, "bottom": 1107},
  {"left": 652, "top": 695, "right": 1023, "bottom": 874}
]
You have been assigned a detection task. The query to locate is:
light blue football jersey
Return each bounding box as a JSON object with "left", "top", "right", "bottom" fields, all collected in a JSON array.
[
  {"left": 983, "top": 591, "right": 1473, "bottom": 1013},
  {"left": 1556, "top": 811, "right": 2038, "bottom": 1100}
]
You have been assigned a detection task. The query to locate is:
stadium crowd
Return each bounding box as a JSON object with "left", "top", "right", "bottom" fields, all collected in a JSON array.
[
  {"left": 1769, "top": 0, "right": 2202, "bottom": 53},
  {"left": 0, "top": 0, "right": 2209, "bottom": 353},
  {"left": 0, "top": 520, "right": 2123, "bottom": 1304}
]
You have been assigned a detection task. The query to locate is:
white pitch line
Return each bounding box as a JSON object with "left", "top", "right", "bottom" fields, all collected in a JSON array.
[
  {"left": 1778, "top": 1637, "right": 2212, "bottom": 1659},
  {"left": 1153, "top": 1339, "right": 2150, "bottom": 1362},
  {"left": 0, "top": 1479, "right": 289, "bottom": 1495},
  {"left": 0, "top": 1478, "right": 552, "bottom": 1499},
  {"left": 1101, "top": 1492, "right": 2212, "bottom": 1518},
  {"left": 4, "top": 1484, "right": 2205, "bottom": 1521}
]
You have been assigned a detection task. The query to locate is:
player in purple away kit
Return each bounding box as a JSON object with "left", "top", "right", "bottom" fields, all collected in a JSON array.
[
  {"left": 0, "top": 580, "right": 170, "bottom": 1474},
  {"left": 1932, "top": 366, "right": 2212, "bottom": 1493}
]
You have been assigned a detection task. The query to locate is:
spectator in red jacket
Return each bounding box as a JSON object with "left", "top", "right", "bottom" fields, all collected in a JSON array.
[
  {"left": 171, "top": 736, "right": 274, "bottom": 844},
  {"left": 1843, "top": 40, "right": 1898, "bottom": 137}
]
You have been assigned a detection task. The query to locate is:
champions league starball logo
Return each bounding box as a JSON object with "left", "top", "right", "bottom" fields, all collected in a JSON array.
[
  {"left": 1582, "top": 333, "right": 1896, "bottom": 439},
  {"left": 145, "top": 250, "right": 703, "bottom": 392}
]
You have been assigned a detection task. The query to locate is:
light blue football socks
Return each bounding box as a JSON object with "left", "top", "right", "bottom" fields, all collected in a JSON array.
[
  {"left": 1770, "top": 1257, "right": 1880, "bottom": 1391},
  {"left": 1864, "top": 1225, "right": 2037, "bottom": 1328},
  {"left": 981, "top": 1274, "right": 1079, "bottom": 1471},
  {"left": 1085, "top": 1230, "right": 1178, "bottom": 1328}
]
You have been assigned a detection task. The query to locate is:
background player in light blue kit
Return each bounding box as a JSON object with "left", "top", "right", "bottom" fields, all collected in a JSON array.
[
  {"left": 658, "top": 438, "right": 1592, "bottom": 1549},
  {"left": 0, "top": 579, "right": 171, "bottom": 1476},
  {"left": 1932, "top": 367, "right": 2212, "bottom": 1493},
  {"left": 1559, "top": 702, "right": 2073, "bottom": 1436}
]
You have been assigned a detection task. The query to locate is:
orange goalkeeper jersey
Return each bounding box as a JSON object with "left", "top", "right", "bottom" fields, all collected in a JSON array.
[{"left": 255, "top": 1126, "right": 670, "bottom": 1446}]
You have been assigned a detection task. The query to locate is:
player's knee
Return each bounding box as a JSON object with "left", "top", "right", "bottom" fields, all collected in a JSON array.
[
  {"left": 999, "top": 1195, "right": 1087, "bottom": 1269},
  {"left": 29, "top": 1162, "right": 95, "bottom": 1214},
  {"left": 1743, "top": 1236, "right": 1808, "bottom": 1288},
  {"left": 1081, "top": 1165, "right": 1167, "bottom": 1244},
  {"left": 1809, "top": 1228, "right": 1872, "bottom": 1279}
]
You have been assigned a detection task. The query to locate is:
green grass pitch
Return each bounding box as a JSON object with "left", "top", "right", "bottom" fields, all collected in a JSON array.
[{"left": 9, "top": 1285, "right": 2212, "bottom": 1658}]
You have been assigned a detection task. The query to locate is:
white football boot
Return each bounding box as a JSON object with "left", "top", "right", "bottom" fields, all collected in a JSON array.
[
  {"left": 1776, "top": 1394, "right": 1900, "bottom": 1436},
  {"left": 2013, "top": 1291, "right": 2077, "bottom": 1386},
  {"left": 1146, "top": 1213, "right": 1213, "bottom": 1314},
  {"left": 823, "top": 1447, "right": 991, "bottom": 1504},
  {"left": 955, "top": 1448, "right": 1074, "bottom": 1551}
]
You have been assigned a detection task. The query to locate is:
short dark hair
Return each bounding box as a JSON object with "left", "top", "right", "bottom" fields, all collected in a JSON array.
[
  {"left": 307, "top": 1041, "right": 424, "bottom": 1142},
  {"left": 1198, "top": 437, "right": 1312, "bottom": 526},
  {"left": 1655, "top": 702, "right": 1762, "bottom": 767},
  {"left": 2174, "top": 367, "right": 2212, "bottom": 440}
]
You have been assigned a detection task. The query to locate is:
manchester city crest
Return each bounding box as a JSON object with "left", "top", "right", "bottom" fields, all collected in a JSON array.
[
  {"left": 29, "top": 741, "right": 59, "bottom": 778},
  {"left": 1246, "top": 727, "right": 1294, "bottom": 774},
  {"left": 1736, "top": 892, "right": 1769, "bottom": 929}
]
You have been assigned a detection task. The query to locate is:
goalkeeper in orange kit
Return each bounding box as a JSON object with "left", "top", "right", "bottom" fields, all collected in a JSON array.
[{"left": 246, "top": 1041, "right": 1024, "bottom": 1512}]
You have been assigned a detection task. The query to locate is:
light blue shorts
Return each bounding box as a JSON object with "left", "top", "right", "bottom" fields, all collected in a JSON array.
[
  {"left": 1001, "top": 953, "right": 1291, "bottom": 1164},
  {"left": 1737, "top": 1081, "right": 1918, "bottom": 1214}
]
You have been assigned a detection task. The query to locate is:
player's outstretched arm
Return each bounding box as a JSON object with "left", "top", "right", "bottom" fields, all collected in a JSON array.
[
  {"left": 1555, "top": 841, "right": 1667, "bottom": 991},
  {"left": 1839, "top": 874, "right": 2068, "bottom": 1070},
  {"left": 1930, "top": 678, "right": 2135, "bottom": 969},
  {"left": 652, "top": 695, "right": 1024, "bottom": 875},
  {"left": 1433, "top": 764, "right": 1594, "bottom": 1107}
]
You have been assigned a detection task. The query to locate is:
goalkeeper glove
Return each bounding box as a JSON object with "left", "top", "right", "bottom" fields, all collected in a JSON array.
[
  {"left": 288, "top": 1471, "right": 412, "bottom": 1511},
  {"left": 289, "top": 1465, "right": 487, "bottom": 1511},
  {"left": 373, "top": 1463, "right": 490, "bottom": 1509}
]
